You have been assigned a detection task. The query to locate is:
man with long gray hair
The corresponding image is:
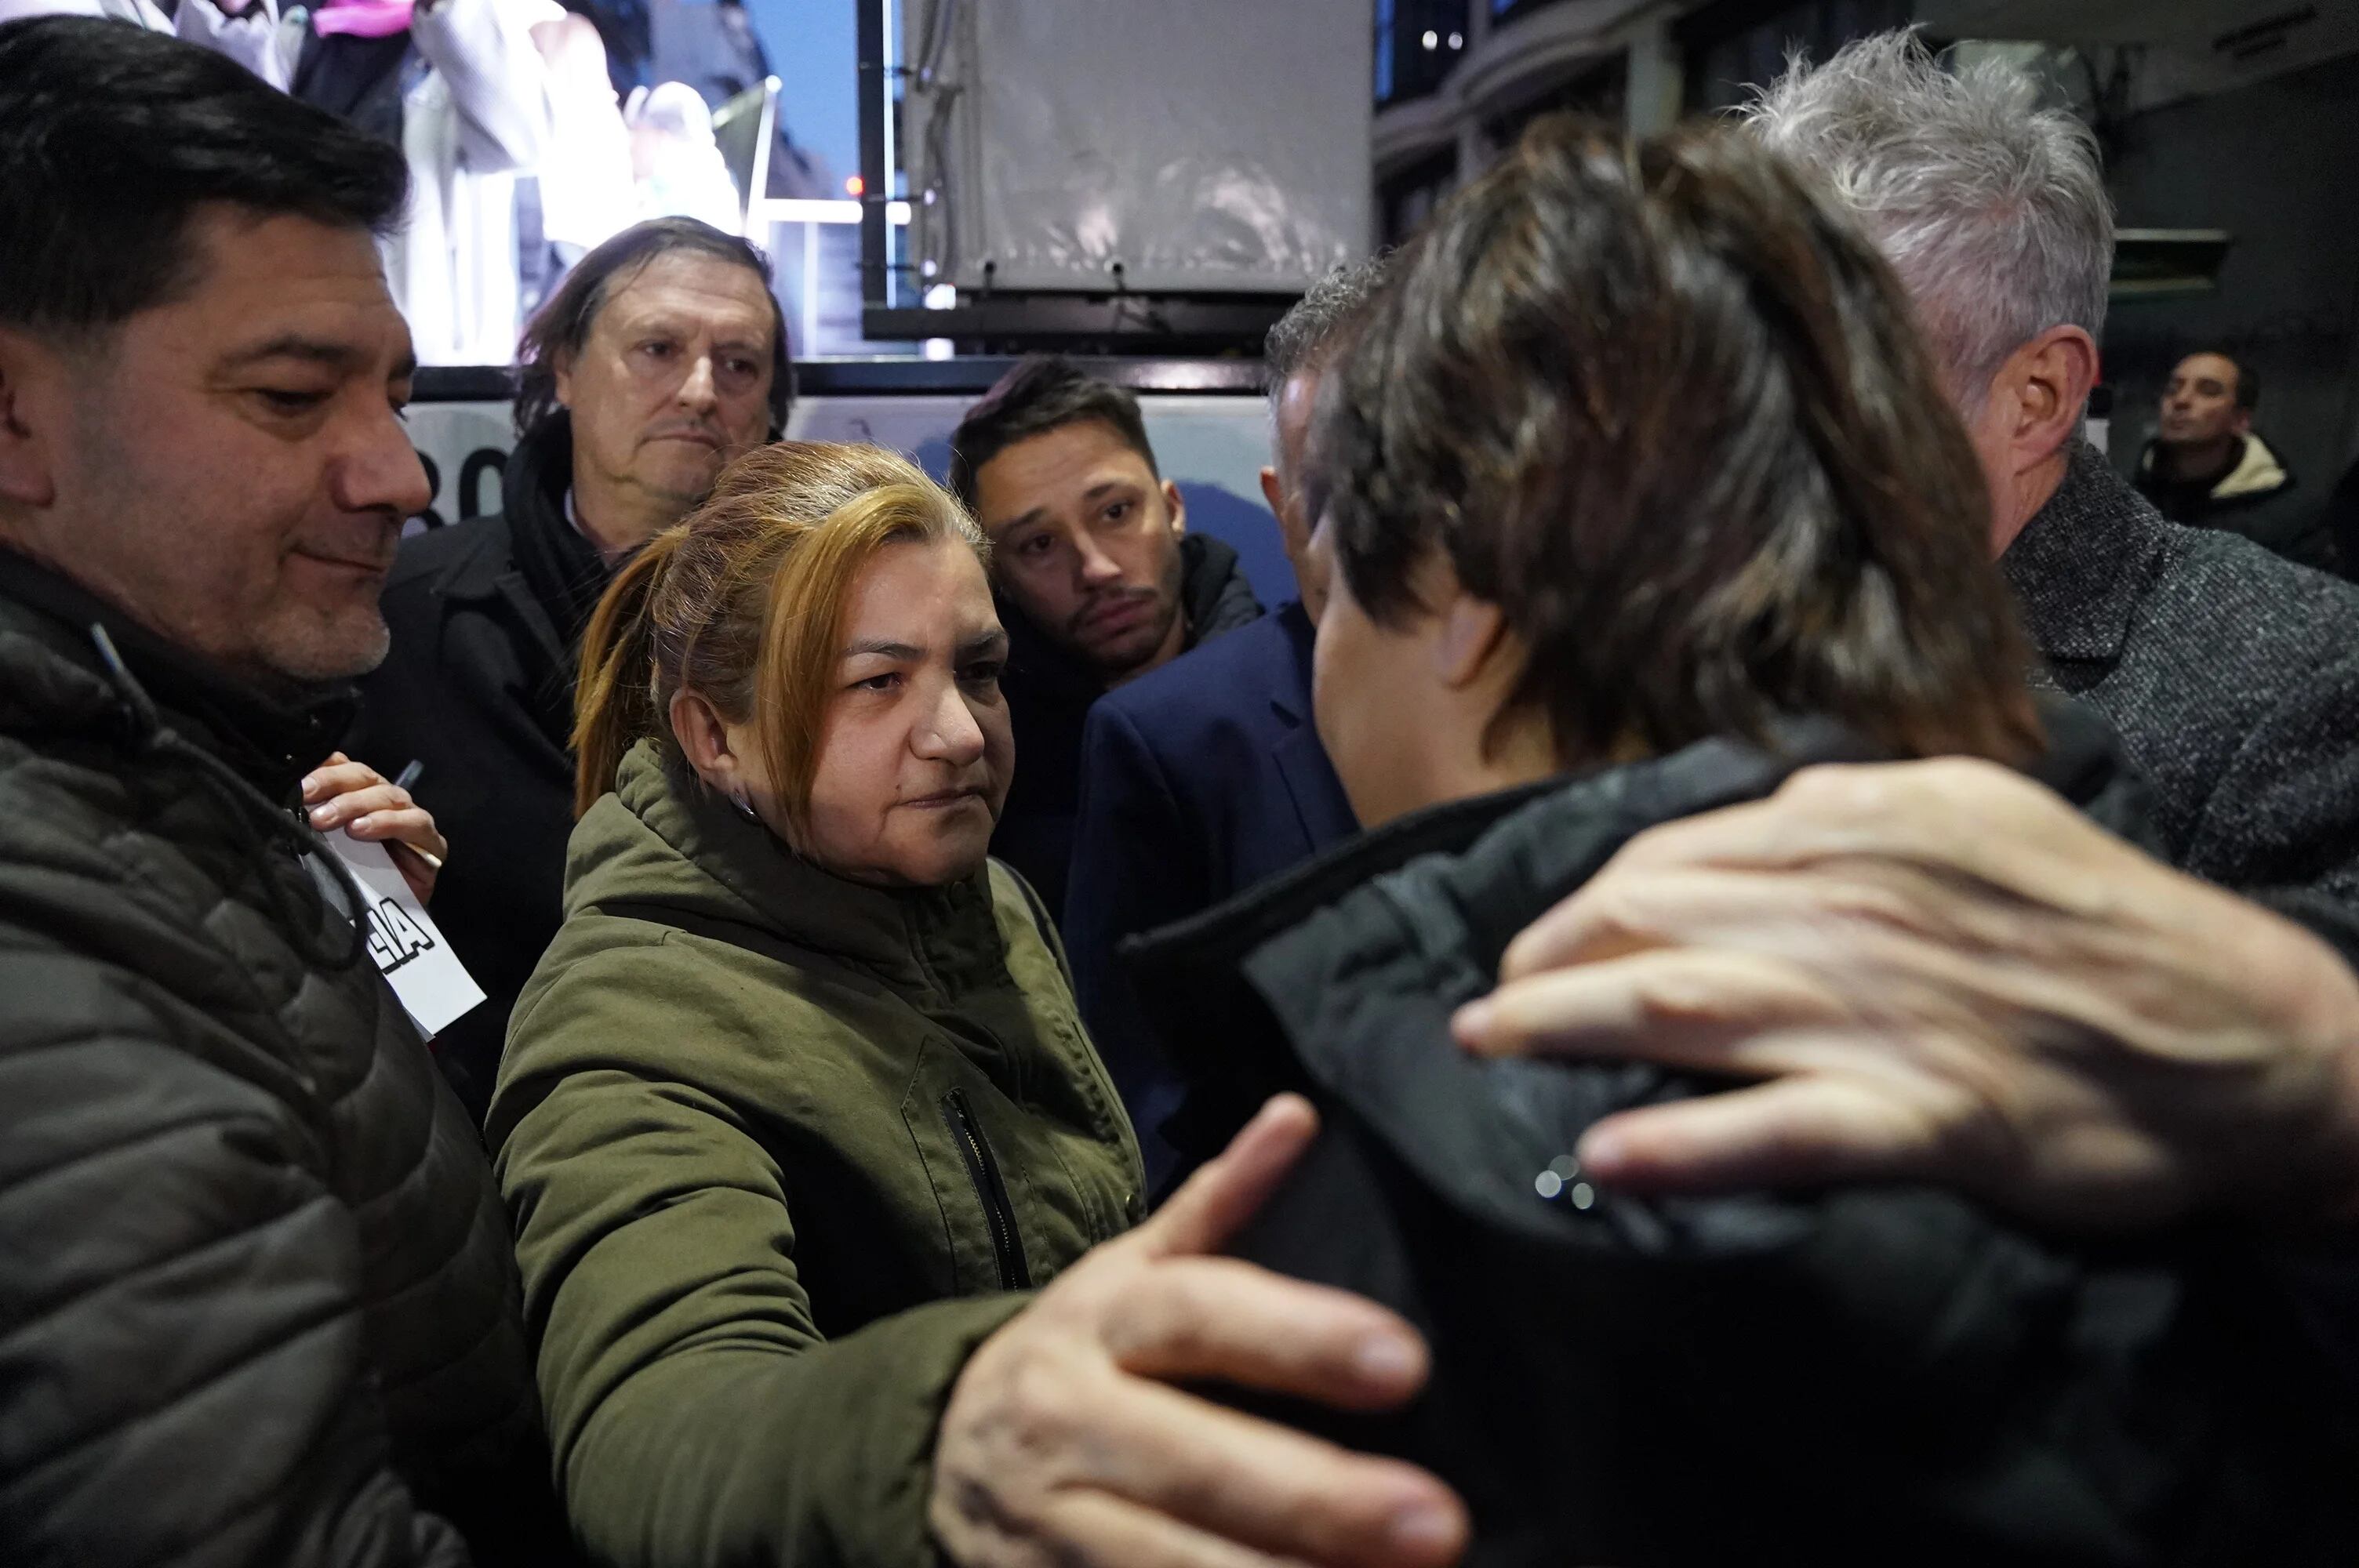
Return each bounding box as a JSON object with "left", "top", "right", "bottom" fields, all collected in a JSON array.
[
  {"left": 1741, "top": 32, "right": 2359, "bottom": 906},
  {"left": 353, "top": 216, "right": 789, "bottom": 1122},
  {"left": 1061, "top": 259, "right": 1381, "bottom": 1185}
]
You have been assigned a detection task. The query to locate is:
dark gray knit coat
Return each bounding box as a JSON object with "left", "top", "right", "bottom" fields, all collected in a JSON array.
[{"left": 2003, "top": 442, "right": 2359, "bottom": 902}]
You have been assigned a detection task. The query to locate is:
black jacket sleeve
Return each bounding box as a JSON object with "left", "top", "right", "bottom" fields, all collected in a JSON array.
[
  {"left": 1064, "top": 699, "right": 1208, "bottom": 1185},
  {"left": 0, "top": 922, "right": 471, "bottom": 1567}
]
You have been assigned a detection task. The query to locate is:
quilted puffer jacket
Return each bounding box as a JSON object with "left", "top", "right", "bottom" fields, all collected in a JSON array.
[{"left": 0, "top": 551, "right": 565, "bottom": 1566}]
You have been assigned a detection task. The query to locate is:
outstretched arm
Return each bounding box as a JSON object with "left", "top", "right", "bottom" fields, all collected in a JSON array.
[{"left": 1457, "top": 758, "right": 2359, "bottom": 1231}]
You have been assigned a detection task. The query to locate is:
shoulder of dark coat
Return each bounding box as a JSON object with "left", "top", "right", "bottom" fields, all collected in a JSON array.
[
  {"left": 1096, "top": 607, "right": 1296, "bottom": 737},
  {"left": 2141, "top": 522, "right": 2359, "bottom": 673},
  {"left": 384, "top": 512, "right": 514, "bottom": 599}
]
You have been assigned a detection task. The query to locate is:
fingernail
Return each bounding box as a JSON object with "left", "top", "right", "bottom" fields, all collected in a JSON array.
[
  {"left": 300, "top": 774, "right": 321, "bottom": 800},
  {"left": 1354, "top": 1334, "right": 1419, "bottom": 1384},
  {"left": 1390, "top": 1502, "right": 1459, "bottom": 1558},
  {"left": 1578, "top": 1125, "right": 1626, "bottom": 1174},
  {"left": 307, "top": 804, "right": 334, "bottom": 825},
  {"left": 1450, "top": 1000, "right": 1492, "bottom": 1048}
]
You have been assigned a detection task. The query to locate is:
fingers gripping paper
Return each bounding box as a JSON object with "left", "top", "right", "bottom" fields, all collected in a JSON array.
[{"left": 315, "top": 833, "right": 488, "bottom": 1040}]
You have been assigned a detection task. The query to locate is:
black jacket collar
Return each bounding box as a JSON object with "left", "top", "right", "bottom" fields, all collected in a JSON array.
[
  {"left": 431, "top": 415, "right": 589, "bottom": 606},
  {"left": 497, "top": 414, "right": 612, "bottom": 645},
  {"left": 0, "top": 546, "right": 354, "bottom": 800},
  {"left": 2000, "top": 440, "right": 2172, "bottom": 668}
]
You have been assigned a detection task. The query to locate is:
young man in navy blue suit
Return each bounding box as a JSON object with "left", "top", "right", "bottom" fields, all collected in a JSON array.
[{"left": 1063, "top": 261, "right": 1386, "bottom": 1186}]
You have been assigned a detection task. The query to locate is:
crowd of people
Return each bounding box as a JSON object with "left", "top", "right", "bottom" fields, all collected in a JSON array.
[
  {"left": 0, "top": 0, "right": 767, "bottom": 362},
  {"left": 4, "top": 12, "right": 2359, "bottom": 1568}
]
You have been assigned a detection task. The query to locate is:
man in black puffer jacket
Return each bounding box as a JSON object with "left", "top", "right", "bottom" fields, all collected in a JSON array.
[{"left": 0, "top": 20, "right": 564, "bottom": 1563}]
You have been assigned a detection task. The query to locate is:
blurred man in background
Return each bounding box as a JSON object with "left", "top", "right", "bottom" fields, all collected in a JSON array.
[
  {"left": 518, "top": 4, "right": 635, "bottom": 307},
  {"left": 627, "top": 78, "right": 747, "bottom": 232},
  {"left": 2136, "top": 350, "right": 2333, "bottom": 572},
  {"left": 951, "top": 356, "right": 1263, "bottom": 913},
  {"left": 353, "top": 217, "right": 787, "bottom": 1121},
  {"left": 288, "top": 0, "right": 554, "bottom": 365},
  {"left": 1062, "top": 264, "right": 1376, "bottom": 1186}
]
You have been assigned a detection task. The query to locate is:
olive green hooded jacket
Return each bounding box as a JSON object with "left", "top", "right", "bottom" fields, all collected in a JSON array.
[{"left": 491, "top": 740, "right": 1145, "bottom": 1566}]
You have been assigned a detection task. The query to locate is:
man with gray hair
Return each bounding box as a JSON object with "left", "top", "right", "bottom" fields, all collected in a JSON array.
[
  {"left": 1743, "top": 32, "right": 2359, "bottom": 904},
  {"left": 1062, "top": 259, "right": 1383, "bottom": 1185},
  {"left": 1459, "top": 37, "right": 2359, "bottom": 1257}
]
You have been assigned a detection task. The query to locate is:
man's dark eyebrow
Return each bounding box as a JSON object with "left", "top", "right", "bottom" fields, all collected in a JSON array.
[
  {"left": 958, "top": 629, "right": 1010, "bottom": 659},
  {"left": 841, "top": 639, "right": 925, "bottom": 661},
  {"left": 1081, "top": 478, "right": 1143, "bottom": 504},
  {"left": 218, "top": 335, "right": 370, "bottom": 373},
  {"left": 995, "top": 506, "right": 1049, "bottom": 537}
]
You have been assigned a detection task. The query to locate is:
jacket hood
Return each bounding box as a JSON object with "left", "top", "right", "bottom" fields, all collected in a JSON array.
[
  {"left": 2214, "top": 430, "right": 2292, "bottom": 499},
  {"left": 1180, "top": 532, "right": 1264, "bottom": 640},
  {"left": 2136, "top": 430, "right": 2293, "bottom": 502},
  {"left": 565, "top": 739, "right": 1016, "bottom": 996}
]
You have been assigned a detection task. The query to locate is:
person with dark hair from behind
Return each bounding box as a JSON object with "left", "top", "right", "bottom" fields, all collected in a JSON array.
[
  {"left": 0, "top": 18, "right": 568, "bottom": 1563},
  {"left": 2135, "top": 350, "right": 2333, "bottom": 571},
  {"left": 1129, "top": 117, "right": 2359, "bottom": 1563},
  {"left": 1062, "top": 265, "right": 1376, "bottom": 1187},
  {"left": 351, "top": 216, "right": 787, "bottom": 1122},
  {"left": 949, "top": 357, "right": 1263, "bottom": 913},
  {"left": 1438, "top": 28, "right": 2359, "bottom": 1472}
]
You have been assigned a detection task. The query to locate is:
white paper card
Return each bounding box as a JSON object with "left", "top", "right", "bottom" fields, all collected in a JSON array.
[{"left": 323, "top": 834, "right": 486, "bottom": 1040}]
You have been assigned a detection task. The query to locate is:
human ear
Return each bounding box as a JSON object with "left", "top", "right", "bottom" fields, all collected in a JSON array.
[
  {"left": 1162, "top": 477, "right": 1187, "bottom": 538},
  {"left": 0, "top": 326, "right": 63, "bottom": 514},
  {"left": 1998, "top": 325, "right": 2100, "bottom": 474},
  {"left": 1258, "top": 464, "right": 1285, "bottom": 523},
  {"left": 667, "top": 688, "right": 746, "bottom": 801},
  {"left": 1432, "top": 588, "right": 1510, "bottom": 692},
  {"left": 552, "top": 343, "right": 579, "bottom": 412}
]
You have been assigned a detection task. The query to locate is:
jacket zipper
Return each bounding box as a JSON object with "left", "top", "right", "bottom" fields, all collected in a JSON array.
[{"left": 941, "top": 1088, "right": 1031, "bottom": 1290}]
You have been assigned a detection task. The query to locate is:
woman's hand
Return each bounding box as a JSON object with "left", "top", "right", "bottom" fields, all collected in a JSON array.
[
  {"left": 930, "top": 1094, "right": 1469, "bottom": 1568},
  {"left": 1455, "top": 759, "right": 2359, "bottom": 1231},
  {"left": 301, "top": 752, "right": 448, "bottom": 906}
]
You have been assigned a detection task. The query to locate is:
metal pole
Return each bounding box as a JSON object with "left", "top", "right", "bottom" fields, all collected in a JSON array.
[
  {"left": 803, "top": 221, "right": 822, "bottom": 358},
  {"left": 857, "top": 0, "right": 890, "bottom": 311}
]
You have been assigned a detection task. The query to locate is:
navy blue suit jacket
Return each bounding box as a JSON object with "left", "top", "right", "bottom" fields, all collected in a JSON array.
[{"left": 1063, "top": 600, "right": 1358, "bottom": 1187}]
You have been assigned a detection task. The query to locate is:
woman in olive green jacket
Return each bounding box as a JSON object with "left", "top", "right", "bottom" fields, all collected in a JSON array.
[{"left": 489, "top": 443, "right": 1147, "bottom": 1565}]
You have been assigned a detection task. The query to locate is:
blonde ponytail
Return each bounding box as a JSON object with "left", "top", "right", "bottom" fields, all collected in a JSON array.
[{"left": 571, "top": 531, "right": 678, "bottom": 818}]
